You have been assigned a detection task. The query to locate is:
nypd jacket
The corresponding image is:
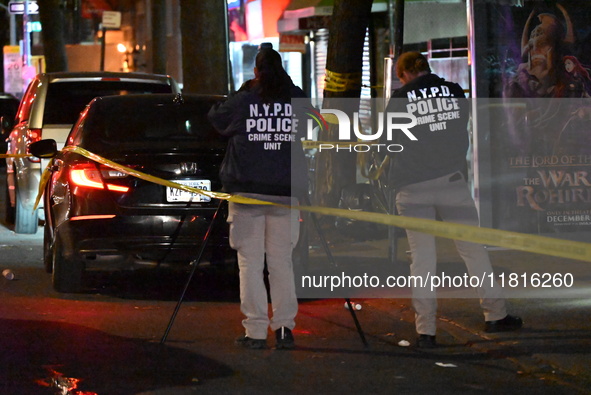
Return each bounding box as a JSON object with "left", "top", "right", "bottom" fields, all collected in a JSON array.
[
  {"left": 208, "top": 84, "right": 308, "bottom": 198},
  {"left": 386, "top": 73, "right": 470, "bottom": 189}
]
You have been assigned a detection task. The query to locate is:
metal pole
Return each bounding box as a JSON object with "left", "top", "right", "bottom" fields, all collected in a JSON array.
[
  {"left": 386, "top": 0, "right": 405, "bottom": 266},
  {"left": 387, "top": 0, "right": 395, "bottom": 57},
  {"left": 393, "top": 0, "right": 404, "bottom": 58},
  {"left": 10, "top": 13, "right": 16, "bottom": 45},
  {"left": 22, "top": 0, "right": 31, "bottom": 66},
  {"left": 73, "top": 0, "right": 81, "bottom": 44},
  {"left": 100, "top": 26, "right": 106, "bottom": 71}
]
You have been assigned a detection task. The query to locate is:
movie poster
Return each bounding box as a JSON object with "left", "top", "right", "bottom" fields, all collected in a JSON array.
[{"left": 472, "top": 0, "right": 591, "bottom": 235}]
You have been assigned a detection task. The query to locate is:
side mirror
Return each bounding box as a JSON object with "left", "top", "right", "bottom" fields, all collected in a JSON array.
[{"left": 29, "top": 139, "right": 58, "bottom": 158}]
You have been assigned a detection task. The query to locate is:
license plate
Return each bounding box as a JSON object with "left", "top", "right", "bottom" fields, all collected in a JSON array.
[{"left": 166, "top": 180, "right": 211, "bottom": 202}]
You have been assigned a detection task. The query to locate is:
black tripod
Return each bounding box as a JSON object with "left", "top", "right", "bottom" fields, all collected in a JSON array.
[
  {"left": 301, "top": 195, "right": 368, "bottom": 348},
  {"left": 161, "top": 199, "right": 225, "bottom": 344},
  {"left": 161, "top": 197, "right": 368, "bottom": 348}
]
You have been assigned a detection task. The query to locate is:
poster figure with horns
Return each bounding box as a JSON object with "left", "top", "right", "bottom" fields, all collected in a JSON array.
[
  {"left": 505, "top": 4, "right": 575, "bottom": 98},
  {"left": 473, "top": 0, "right": 591, "bottom": 236}
]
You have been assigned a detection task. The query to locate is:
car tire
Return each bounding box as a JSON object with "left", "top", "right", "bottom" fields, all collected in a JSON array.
[
  {"left": 52, "top": 233, "right": 84, "bottom": 293},
  {"left": 43, "top": 224, "right": 54, "bottom": 273},
  {"left": 14, "top": 181, "right": 39, "bottom": 234}
]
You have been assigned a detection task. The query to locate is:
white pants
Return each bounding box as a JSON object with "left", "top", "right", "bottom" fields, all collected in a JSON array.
[
  {"left": 228, "top": 194, "right": 300, "bottom": 340},
  {"left": 396, "top": 172, "right": 507, "bottom": 336}
]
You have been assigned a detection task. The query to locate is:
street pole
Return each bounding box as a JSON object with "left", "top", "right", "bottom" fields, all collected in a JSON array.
[
  {"left": 21, "top": 0, "right": 34, "bottom": 94},
  {"left": 22, "top": 0, "right": 31, "bottom": 67},
  {"left": 10, "top": 13, "right": 16, "bottom": 45},
  {"left": 100, "top": 25, "right": 106, "bottom": 71},
  {"left": 394, "top": 0, "right": 404, "bottom": 57},
  {"left": 74, "top": 0, "right": 81, "bottom": 44},
  {"left": 386, "top": 0, "right": 405, "bottom": 265},
  {"left": 388, "top": 0, "right": 395, "bottom": 57}
]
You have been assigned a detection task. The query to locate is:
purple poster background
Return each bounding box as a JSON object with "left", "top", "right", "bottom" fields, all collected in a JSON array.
[{"left": 473, "top": 0, "right": 591, "bottom": 235}]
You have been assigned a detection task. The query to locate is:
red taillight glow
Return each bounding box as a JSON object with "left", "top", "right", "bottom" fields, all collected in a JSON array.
[
  {"left": 26, "top": 128, "right": 42, "bottom": 163},
  {"left": 70, "top": 215, "right": 116, "bottom": 221},
  {"left": 70, "top": 164, "right": 129, "bottom": 193}
]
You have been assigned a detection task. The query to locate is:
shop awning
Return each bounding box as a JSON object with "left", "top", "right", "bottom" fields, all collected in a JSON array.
[
  {"left": 278, "top": 0, "right": 462, "bottom": 33},
  {"left": 282, "top": 0, "right": 334, "bottom": 20},
  {"left": 277, "top": 0, "right": 391, "bottom": 33}
]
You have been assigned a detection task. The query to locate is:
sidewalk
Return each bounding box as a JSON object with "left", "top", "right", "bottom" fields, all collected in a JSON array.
[
  {"left": 108, "top": 229, "right": 591, "bottom": 394},
  {"left": 305, "top": 234, "right": 591, "bottom": 392},
  {"left": 155, "top": 264, "right": 591, "bottom": 394},
  {"left": 1, "top": 190, "right": 589, "bottom": 393}
]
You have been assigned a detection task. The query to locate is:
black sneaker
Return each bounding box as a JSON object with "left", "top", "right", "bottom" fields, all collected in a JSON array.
[
  {"left": 484, "top": 315, "right": 523, "bottom": 333},
  {"left": 275, "top": 327, "right": 295, "bottom": 350},
  {"left": 235, "top": 335, "right": 267, "bottom": 349},
  {"left": 416, "top": 334, "right": 437, "bottom": 349}
]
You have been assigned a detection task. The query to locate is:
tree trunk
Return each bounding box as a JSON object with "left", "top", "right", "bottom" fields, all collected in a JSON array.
[
  {"left": 179, "top": 0, "right": 229, "bottom": 94},
  {"left": 38, "top": 0, "right": 69, "bottom": 72},
  {"left": 152, "top": 0, "right": 167, "bottom": 75},
  {"left": 314, "top": 0, "right": 373, "bottom": 207}
]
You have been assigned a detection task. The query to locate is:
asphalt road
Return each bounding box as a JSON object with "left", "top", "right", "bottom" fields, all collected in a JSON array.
[{"left": 0, "top": 171, "right": 590, "bottom": 394}]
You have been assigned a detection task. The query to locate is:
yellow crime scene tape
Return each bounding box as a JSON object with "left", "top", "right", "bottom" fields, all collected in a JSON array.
[
  {"left": 28, "top": 146, "right": 591, "bottom": 263},
  {"left": 33, "top": 146, "right": 273, "bottom": 209},
  {"left": 0, "top": 154, "right": 31, "bottom": 158},
  {"left": 324, "top": 70, "right": 362, "bottom": 93}
]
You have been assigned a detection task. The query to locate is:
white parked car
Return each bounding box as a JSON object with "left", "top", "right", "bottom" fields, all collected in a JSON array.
[{"left": 3, "top": 71, "right": 181, "bottom": 233}]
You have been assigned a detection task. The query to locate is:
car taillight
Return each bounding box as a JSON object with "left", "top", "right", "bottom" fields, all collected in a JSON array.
[
  {"left": 26, "top": 128, "right": 42, "bottom": 163},
  {"left": 69, "top": 164, "right": 129, "bottom": 193}
]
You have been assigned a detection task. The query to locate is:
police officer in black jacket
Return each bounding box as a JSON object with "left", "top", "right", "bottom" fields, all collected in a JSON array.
[
  {"left": 208, "top": 48, "right": 306, "bottom": 350},
  {"left": 386, "top": 51, "right": 522, "bottom": 348}
]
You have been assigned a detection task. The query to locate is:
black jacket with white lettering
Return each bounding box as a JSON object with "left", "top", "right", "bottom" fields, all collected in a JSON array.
[
  {"left": 208, "top": 83, "right": 308, "bottom": 197},
  {"left": 385, "top": 73, "right": 470, "bottom": 189}
]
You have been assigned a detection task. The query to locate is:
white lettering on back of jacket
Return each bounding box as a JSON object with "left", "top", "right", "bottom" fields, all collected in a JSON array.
[
  {"left": 404, "top": 85, "right": 461, "bottom": 132},
  {"left": 245, "top": 103, "right": 297, "bottom": 150}
]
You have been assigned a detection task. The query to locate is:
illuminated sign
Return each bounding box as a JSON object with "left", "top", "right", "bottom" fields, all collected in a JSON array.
[{"left": 8, "top": 1, "right": 39, "bottom": 14}]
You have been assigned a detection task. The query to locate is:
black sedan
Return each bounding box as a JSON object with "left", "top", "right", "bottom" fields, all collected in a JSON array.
[{"left": 30, "top": 94, "right": 231, "bottom": 293}]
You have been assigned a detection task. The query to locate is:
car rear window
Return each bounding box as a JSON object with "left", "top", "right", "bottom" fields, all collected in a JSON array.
[
  {"left": 83, "top": 98, "right": 226, "bottom": 148},
  {"left": 43, "top": 81, "right": 173, "bottom": 125}
]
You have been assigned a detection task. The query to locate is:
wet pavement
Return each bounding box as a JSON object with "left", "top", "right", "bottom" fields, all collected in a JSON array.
[
  {"left": 2, "top": 295, "right": 589, "bottom": 394},
  {"left": 0, "top": 183, "right": 590, "bottom": 394},
  {"left": 1, "top": 229, "right": 590, "bottom": 394}
]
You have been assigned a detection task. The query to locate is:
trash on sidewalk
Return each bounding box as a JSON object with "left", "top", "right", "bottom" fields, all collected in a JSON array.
[
  {"left": 2, "top": 269, "right": 15, "bottom": 280},
  {"left": 344, "top": 302, "right": 362, "bottom": 310},
  {"left": 435, "top": 362, "right": 458, "bottom": 368}
]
